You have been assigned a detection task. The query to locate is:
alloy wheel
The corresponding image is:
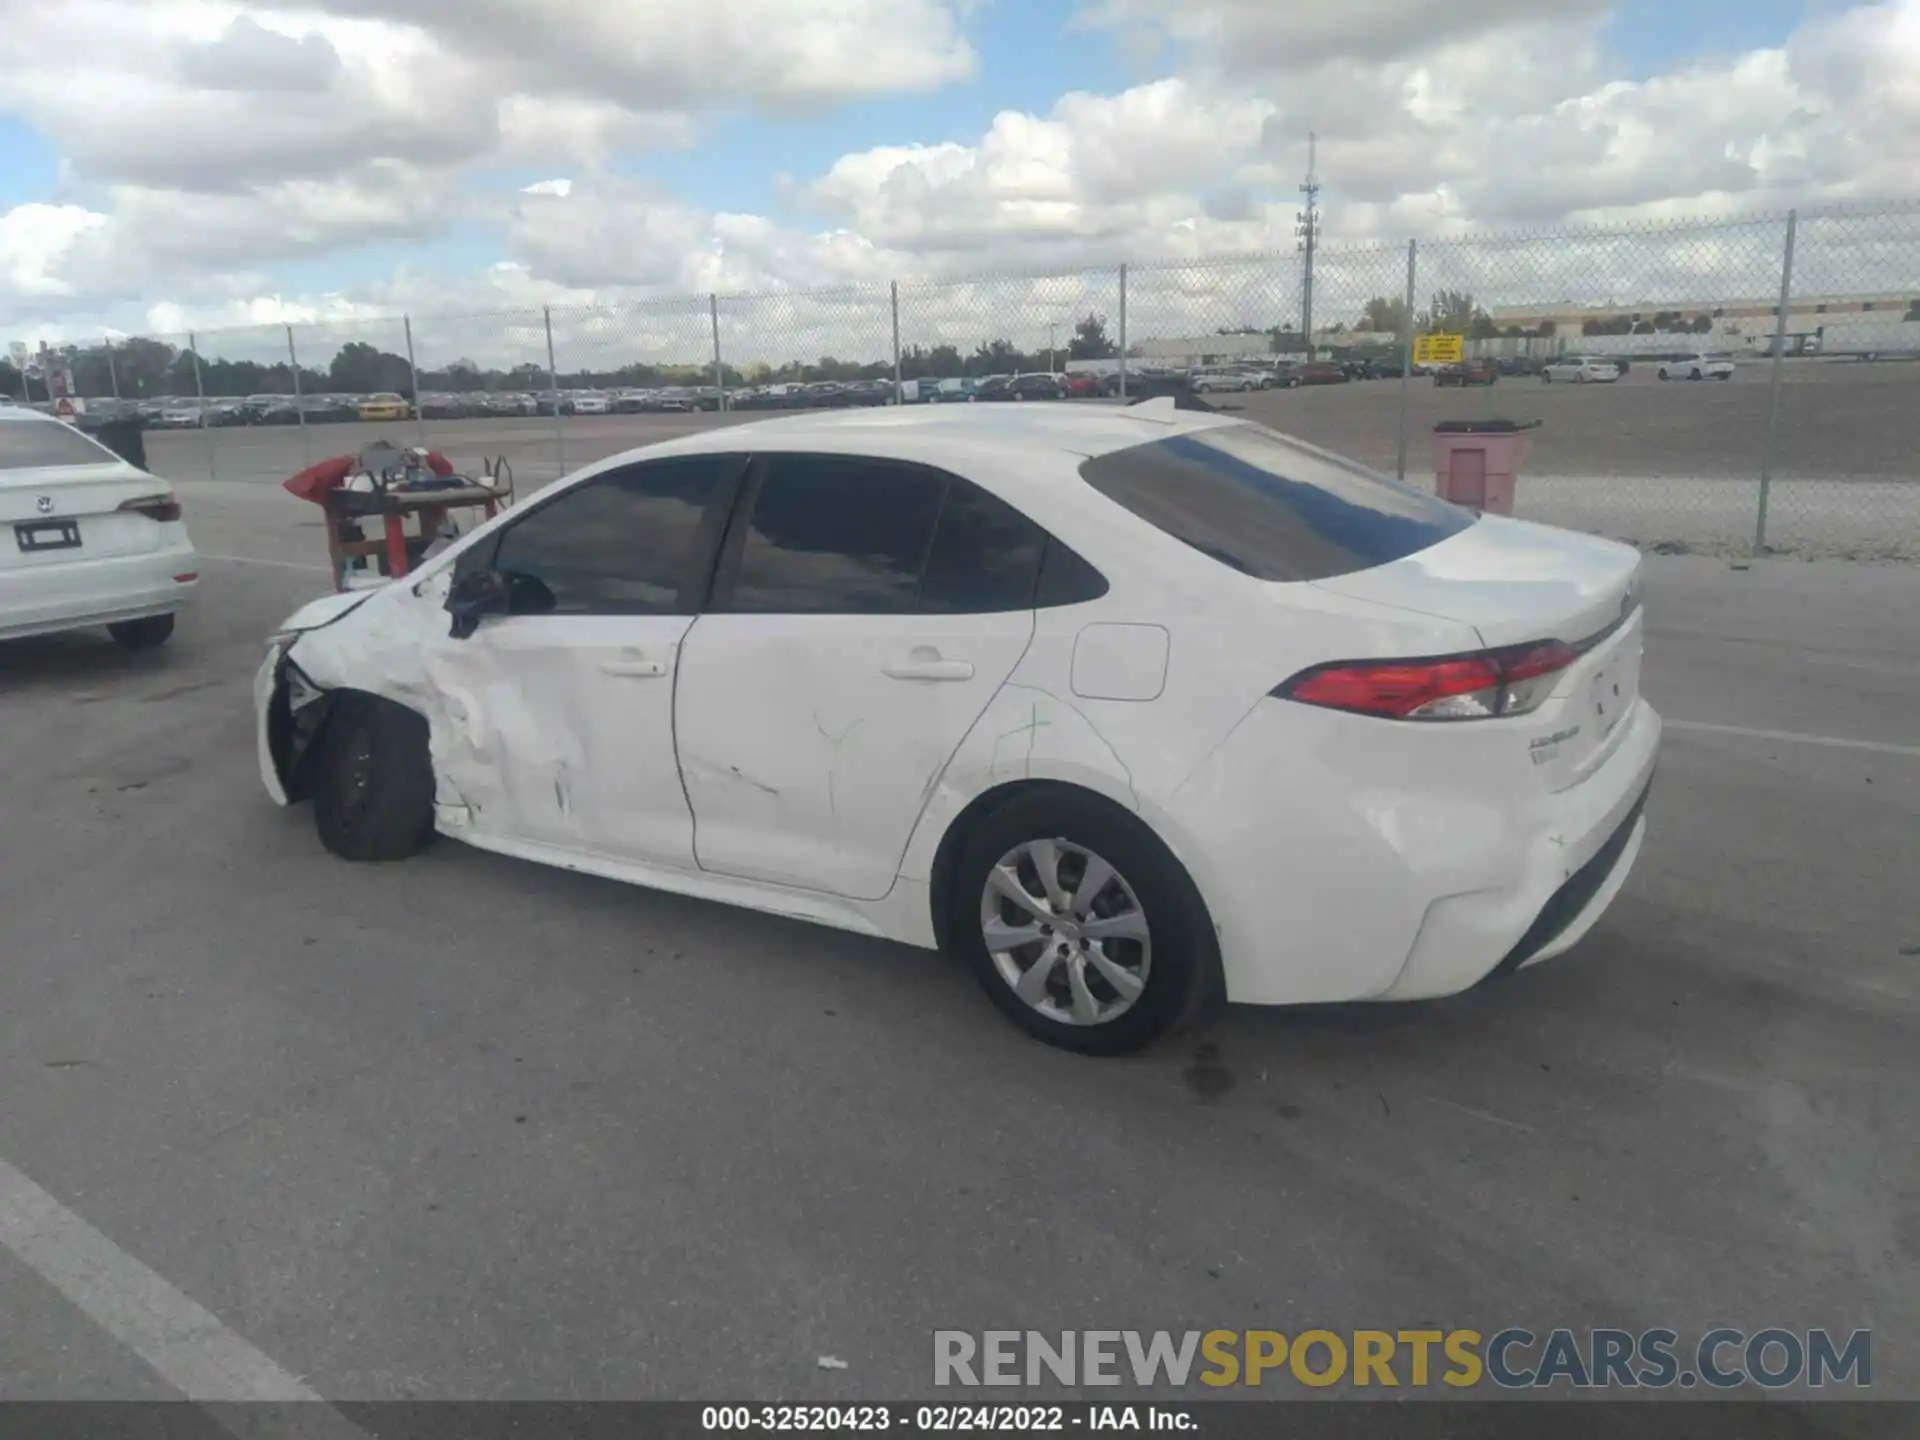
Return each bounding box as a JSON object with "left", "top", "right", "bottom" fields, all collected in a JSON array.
[{"left": 979, "top": 838, "right": 1152, "bottom": 1027}]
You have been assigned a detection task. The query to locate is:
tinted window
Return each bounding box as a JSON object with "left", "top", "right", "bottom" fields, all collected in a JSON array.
[
  {"left": 723, "top": 455, "right": 945, "bottom": 614},
  {"left": 1035, "top": 539, "right": 1109, "bottom": 607},
  {"left": 919, "top": 481, "right": 1045, "bottom": 613},
  {"left": 1079, "top": 423, "right": 1473, "bottom": 583},
  {"left": 489, "top": 455, "right": 732, "bottom": 614},
  {"left": 0, "top": 419, "right": 114, "bottom": 470}
]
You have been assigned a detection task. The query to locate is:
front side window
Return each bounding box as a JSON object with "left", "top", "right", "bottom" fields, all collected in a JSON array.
[
  {"left": 486, "top": 454, "right": 734, "bottom": 615},
  {"left": 1078, "top": 423, "right": 1473, "bottom": 583}
]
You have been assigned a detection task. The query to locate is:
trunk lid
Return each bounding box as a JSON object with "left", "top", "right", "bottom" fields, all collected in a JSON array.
[
  {"left": 0, "top": 460, "right": 177, "bottom": 570},
  {"left": 1311, "top": 516, "right": 1647, "bottom": 792},
  {"left": 1310, "top": 514, "right": 1643, "bottom": 651}
]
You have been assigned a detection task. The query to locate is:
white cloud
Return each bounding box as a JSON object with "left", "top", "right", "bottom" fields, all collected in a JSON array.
[
  {"left": 1077, "top": 0, "right": 1613, "bottom": 71},
  {"left": 242, "top": 0, "right": 978, "bottom": 109},
  {"left": 797, "top": 79, "right": 1281, "bottom": 263},
  {"left": 5, "top": 0, "right": 1920, "bottom": 355},
  {"left": 0, "top": 204, "right": 111, "bottom": 300},
  {"left": 0, "top": 3, "right": 493, "bottom": 192},
  {"left": 0, "top": 0, "right": 976, "bottom": 320},
  {"left": 173, "top": 13, "right": 345, "bottom": 91}
]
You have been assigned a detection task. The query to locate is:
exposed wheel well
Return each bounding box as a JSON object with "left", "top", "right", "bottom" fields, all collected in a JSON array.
[
  {"left": 272, "top": 680, "right": 424, "bottom": 805},
  {"left": 926, "top": 780, "right": 1221, "bottom": 998}
]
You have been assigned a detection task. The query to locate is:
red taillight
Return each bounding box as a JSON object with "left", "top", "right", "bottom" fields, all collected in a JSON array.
[
  {"left": 1276, "top": 640, "right": 1577, "bottom": 721},
  {"left": 119, "top": 494, "right": 183, "bottom": 522}
]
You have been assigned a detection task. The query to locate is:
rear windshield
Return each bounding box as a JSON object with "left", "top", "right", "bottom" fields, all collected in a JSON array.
[
  {"left": 1078, "top": 423, "right": 1474, "bottom": 582},
  {"left": 0, "top": 419, "right": 114, "bottom": 471}
]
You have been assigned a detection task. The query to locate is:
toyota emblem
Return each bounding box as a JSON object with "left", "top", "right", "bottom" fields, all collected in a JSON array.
[{"left": 35, "top": 495, "right": 54, "bottom": 514}]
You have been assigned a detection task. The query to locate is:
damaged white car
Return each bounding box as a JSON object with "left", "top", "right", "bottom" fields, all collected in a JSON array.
[{"left": 257, "top": 401, "right": 1659, "bottom": 1054}]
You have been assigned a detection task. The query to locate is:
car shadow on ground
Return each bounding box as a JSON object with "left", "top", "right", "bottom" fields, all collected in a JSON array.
[{"left": 0, "top": 631, "right": 181, "bottom": 692}]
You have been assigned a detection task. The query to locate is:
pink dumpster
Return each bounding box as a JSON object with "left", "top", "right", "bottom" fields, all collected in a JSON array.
[{"left": 1431, "top": 419, "right": 1542, "bottom": 515}]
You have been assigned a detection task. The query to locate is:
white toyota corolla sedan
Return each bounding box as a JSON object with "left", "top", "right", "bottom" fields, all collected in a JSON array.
[
  {"left": 256, "top": 400, "right": 1658, "bottom": 1053},
  {"left": 1, "top": 407, "right": 198, "bottom": 648}
]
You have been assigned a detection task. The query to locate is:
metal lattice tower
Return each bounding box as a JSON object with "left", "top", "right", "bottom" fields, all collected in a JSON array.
[{"left": 1297, "top": 132, "right": 1322, "bottom": 357}]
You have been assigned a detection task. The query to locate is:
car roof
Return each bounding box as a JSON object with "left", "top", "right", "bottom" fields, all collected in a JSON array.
[
  {"left": 632, "top": 400, "right": 1242, "bottom": 476},
  {"left": 0, "top": 406, "right": 69, "bottom": 426}
]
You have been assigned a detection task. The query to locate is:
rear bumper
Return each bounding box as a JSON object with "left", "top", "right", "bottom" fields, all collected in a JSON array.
[
  {"left": 1162, "top": 689, "right": 1662, "bottom": 1008},
  {"left": 1484, "top": 770, "right": 1652, "bottom": 980},
  {"left": 1376, "top": 701, "right": 1661, "bottom": 999},
  {"left": 0, "top": 543, "right": 198, "bottom": 642}
]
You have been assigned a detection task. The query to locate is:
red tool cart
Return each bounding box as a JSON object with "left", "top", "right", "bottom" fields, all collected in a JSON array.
[{"left": 284, "top": 443, "right": 514, "bottom": 592}]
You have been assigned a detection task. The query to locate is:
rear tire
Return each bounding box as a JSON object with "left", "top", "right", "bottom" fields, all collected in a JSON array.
[
  {"left": 313, "top": 694, "right": 437, "bottom": 863},
  {"left": 953, "top": 790, "right": 1215, "bottom": 1056},
  {"left": 108, "top": 613, "right": 174, "bottom": 649}
]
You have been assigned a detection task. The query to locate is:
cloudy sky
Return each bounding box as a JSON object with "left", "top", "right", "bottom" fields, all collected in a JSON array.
[{"left": 2, "top": 0, "right": 1917, "bottom": 356}]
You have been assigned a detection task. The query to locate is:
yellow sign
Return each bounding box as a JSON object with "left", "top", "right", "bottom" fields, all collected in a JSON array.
[{"left": 1413, "top": 333, "right": 1464, "bottom": 365}]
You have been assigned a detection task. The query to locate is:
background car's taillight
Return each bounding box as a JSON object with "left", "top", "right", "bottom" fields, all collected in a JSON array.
[
  {"left": 119, "top": 494, "right": 182, "bottom": 522},
  {"left": 1275, "top": 640, "right": 1577, "bottom": 721}
]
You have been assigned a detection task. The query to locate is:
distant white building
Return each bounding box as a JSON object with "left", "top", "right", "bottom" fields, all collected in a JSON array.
[{"left": 1130, "top": 334, "right": 1273, "bottom": 366}]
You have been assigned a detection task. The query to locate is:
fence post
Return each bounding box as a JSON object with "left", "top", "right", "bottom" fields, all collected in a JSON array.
[
  {"left": 404, "top": 314, "right": 427, "bottom": 448},
  {"left": 1396, "top": 239, "right": 1418, "bottom": 482},
  {"left": 544, "top": 306, "right": 566, "bottom": 477},
  {"left": 105, "top": 340, "right": 121, "bottom": 400},
  {"left": 1117, "top": 263, "right": 1128, "bottom": 401},
  {"left": 1754, "top": 209, "right": 1798, "bottom": 556},
  {"left": 710, "top": 294, "right": 727, "bottom": 413},
  {"left": 287, "top": 324, "right": 310, "bottom": 467},
  {"left": 189, "top": 332, "right": 217, "bottom": 483},
  {"left": 890, "top": 282, "right": 903, "bottom": 404}
]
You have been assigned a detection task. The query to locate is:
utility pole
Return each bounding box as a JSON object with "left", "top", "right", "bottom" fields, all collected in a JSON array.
[{"left": 1296, "top": 132, "right": 1321, "bottom": 361}]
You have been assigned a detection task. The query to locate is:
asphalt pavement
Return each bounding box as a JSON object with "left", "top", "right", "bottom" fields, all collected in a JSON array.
[{"left": 0, "top": 494, "right": 1915, "bottom": 1404}]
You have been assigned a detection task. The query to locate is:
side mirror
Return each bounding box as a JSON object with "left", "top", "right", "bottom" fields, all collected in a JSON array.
[{"left": 445, "top": 568, "right": 510, "bottom": 639}]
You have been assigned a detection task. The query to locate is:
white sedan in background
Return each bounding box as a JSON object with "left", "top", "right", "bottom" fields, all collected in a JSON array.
[
  {"left": 1, "top": 407, "right": 198, "bottom": 648},
  {"left": 1657, "top": 353, "right": 1736, "bottom": 382},
  {"left": 256, "top": 401, "right": 1657, "bottom": 1054},
  {"left": 1541, "top": 356, "right": 1624, "bottom": 383}
]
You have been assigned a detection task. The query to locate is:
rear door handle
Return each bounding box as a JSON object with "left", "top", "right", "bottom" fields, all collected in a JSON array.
[
  {"left": 882, "top": 658, "right": 974, "bottom": 682},
  {"left": 601, "top": 659, "right": 669, "bottom": 678}
]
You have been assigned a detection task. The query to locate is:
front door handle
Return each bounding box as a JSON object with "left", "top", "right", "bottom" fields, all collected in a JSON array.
[
  {"left": 883, "top": 657, "right": 974, "bottom": 682},
  {"left": 601, "top": 659, "right": 669, "bottom": 678}
]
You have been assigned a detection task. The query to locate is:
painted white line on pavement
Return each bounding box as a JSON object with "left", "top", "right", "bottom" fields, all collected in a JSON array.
[
  {"left": 199, "top": 553, "right": 331, "bottom": 573},
  {"left": 1666, "top": 719, "right": 1920, "bottom": 759},
  {"left": 0, "top": 1155, "right": 365, "bottom": 1432}
]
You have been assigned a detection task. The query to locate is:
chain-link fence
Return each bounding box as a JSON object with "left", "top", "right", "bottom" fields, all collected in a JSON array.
[{"left": 9, "top": 202, "right": 1917, "bottom": 557}]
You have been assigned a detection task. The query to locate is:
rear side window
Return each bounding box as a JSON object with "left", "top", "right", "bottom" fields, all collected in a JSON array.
[
  {"left": 919, "top": 481, "right": 1046, "bottom": 613},
  {"left": 487, "top": 454, "right": 734, "bottom": 614},
  {"left": 1078, "top": 424, "right": 1473, "bottom": 582},
  {"left": 0, "top": 419, "right": 113, "bottom": 470},
  {"left": 716, "top": 453, "right": 1093, "bottom": 616},
  {"left": 723, "top": 455, "right": 946, "bottom": 615}
]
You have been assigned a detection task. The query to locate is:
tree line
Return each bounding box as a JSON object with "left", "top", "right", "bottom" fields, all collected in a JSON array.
[{"left": 1, "top": 315, "right": 1125, "bottom": 402}]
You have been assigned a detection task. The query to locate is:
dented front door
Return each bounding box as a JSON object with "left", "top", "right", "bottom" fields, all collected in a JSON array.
[{"left": 428, "top": 613, "right": 697, "bottom": 865}]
